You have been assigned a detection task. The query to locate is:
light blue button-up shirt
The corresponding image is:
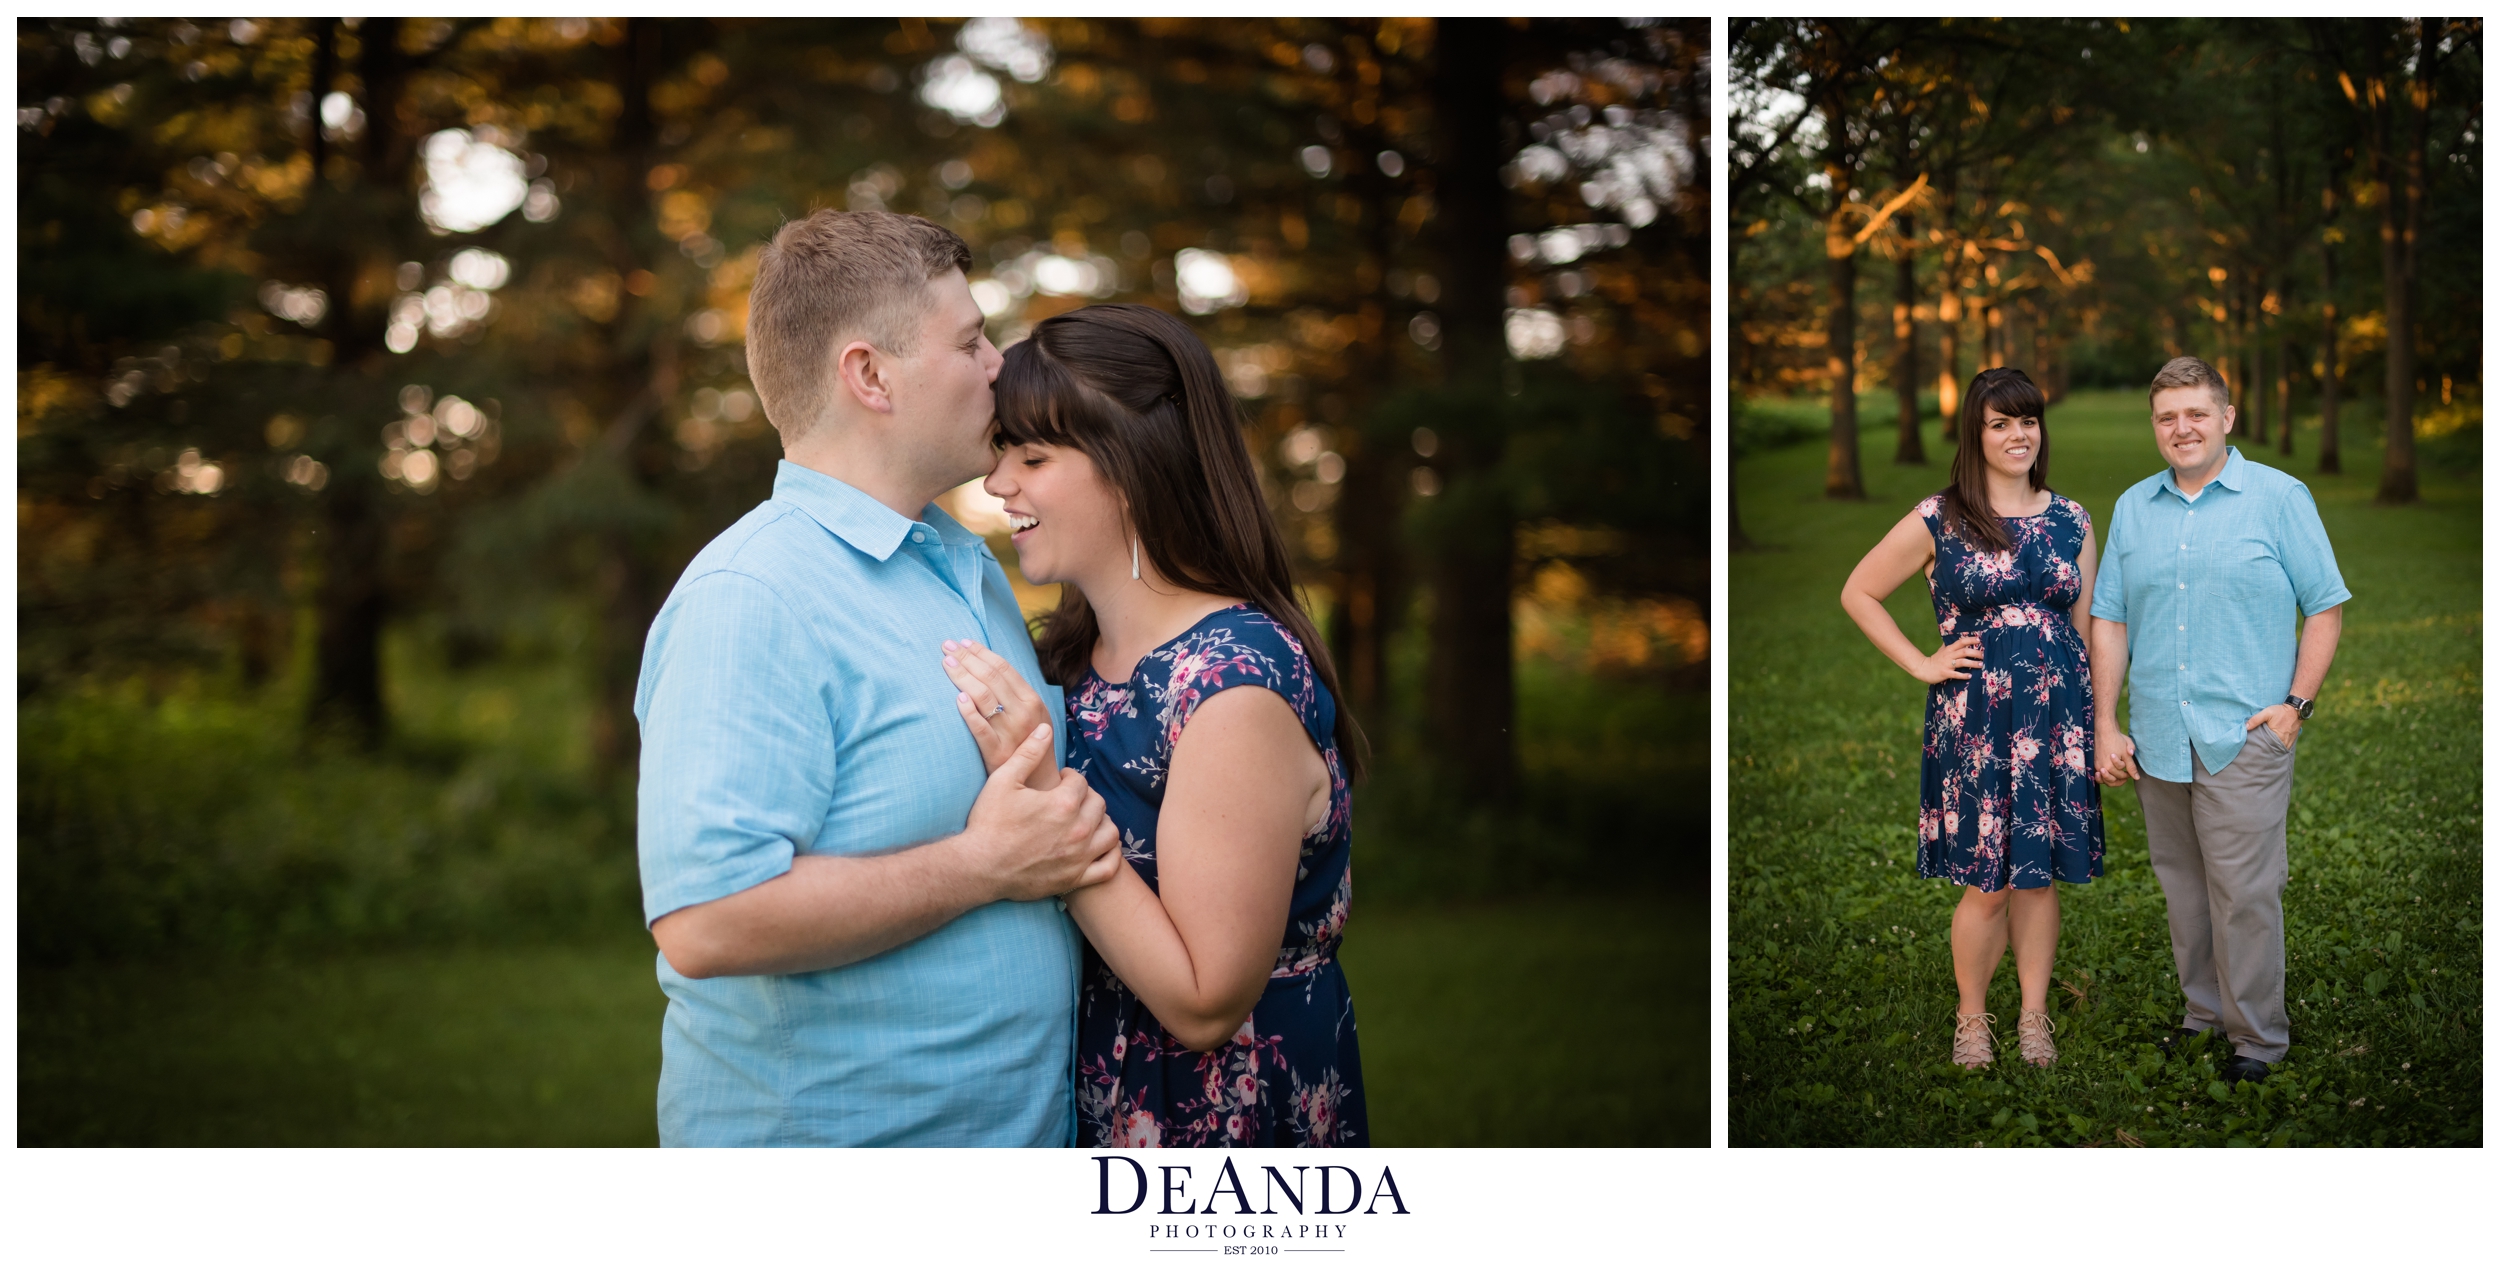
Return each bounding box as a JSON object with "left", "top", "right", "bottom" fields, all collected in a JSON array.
[
  {"left": 634, "top": 460, "right": 1078, "bottom": 1147},
  {"left": 2091, "top": 447, "right": 2350, "bottom": 783}
]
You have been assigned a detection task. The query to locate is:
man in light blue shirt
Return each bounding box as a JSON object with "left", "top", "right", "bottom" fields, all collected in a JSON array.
[
  {"left": 2090, "top": 356, "right": 2347, "bottom": 1084},
  {"left": 635, "top": 210, "right": 1120, "bottom": 1145}
]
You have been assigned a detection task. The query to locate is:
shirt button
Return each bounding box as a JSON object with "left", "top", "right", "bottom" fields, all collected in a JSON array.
[
  {"left": 2177, "top": 625, "right": 2184, "bottom": 631},
  {"left": 2178, "top": 583, "right": 2186, "bottom": 589},
  {"left": 912, "top": 529, "right": 930, "bottom": 544}
]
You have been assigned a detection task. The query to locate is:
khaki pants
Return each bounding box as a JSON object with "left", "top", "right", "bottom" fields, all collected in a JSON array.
[{"left": 2133, "top": 725, "right": 2297, "bottom": 1063}]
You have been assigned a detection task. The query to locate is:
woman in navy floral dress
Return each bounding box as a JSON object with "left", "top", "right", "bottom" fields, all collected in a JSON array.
[
  {"left": 1057, "top": 607, "right": 1361, "bottom": 1146},
  {"left": 940, "top": 304, "right": 1366, "bottom": 1147},
  {"left": 1841, "top": 368, "right": 2105, "bottom": 1070}
]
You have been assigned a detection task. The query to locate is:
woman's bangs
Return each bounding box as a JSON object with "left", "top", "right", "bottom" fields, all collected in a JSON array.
[
  {"left": 991, "top": 351, "right": 1079, "bottom": 449},
  {"left": 1978, "top": 375, "right": 2047, "bottom": 422}
]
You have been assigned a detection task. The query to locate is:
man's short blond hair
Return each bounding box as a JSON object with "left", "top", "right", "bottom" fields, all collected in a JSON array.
[
  {"left": 747, "top": 210, "right": 972, "bottom": 443},
  {"left": 2148, "top": 355, "right": 2232, "bottom": 413}
]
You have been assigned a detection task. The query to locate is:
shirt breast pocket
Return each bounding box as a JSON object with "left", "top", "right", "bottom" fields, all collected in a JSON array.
[{"left": 2209, "top": 527, "right": 2292, "bottom": 610}]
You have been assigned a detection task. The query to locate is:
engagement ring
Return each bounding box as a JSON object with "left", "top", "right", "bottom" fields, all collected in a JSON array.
[{"left": 991, "top": 703, "right": 1007, "bottom": 716}]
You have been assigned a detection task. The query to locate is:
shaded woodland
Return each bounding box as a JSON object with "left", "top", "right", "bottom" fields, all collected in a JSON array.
[
  {"left": 1730, "top": 17, "right": 2481, "bottom": 513},
  {"left": 18, "top": 18, "right": 1708, "bottom": 960}
]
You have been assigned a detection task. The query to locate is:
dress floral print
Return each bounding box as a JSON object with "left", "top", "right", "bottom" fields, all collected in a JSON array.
[
  {"left": 1067, "top": 605, "right": 1367, "bottom": 1147},
  {"left": 1916, "top": 494, "right": 2106, "bottom": 891}
]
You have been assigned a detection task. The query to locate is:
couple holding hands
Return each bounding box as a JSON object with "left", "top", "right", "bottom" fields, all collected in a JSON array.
[
  {"left": 635, "top": 209, "right": 1363, "bottom": 1147},
  {"left": 1845, "top": 359, "right": 2348, "bottom": 1081}
]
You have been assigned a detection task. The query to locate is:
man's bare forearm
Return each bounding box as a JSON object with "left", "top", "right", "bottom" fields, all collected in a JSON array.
[
  {"left": 652, "top": 838, "right": 992, "bottom": 979},
  {"left": 2090, "top": 620, "right": 2129, "bottom": 728},
  {"left": 2291, "top": 604, "right": 2343, "bottom": 700}
]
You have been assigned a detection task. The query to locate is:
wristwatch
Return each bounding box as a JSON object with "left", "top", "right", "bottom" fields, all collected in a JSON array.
[{"left": 2285, "top": 694, "right": 2315, "bottom": 721}]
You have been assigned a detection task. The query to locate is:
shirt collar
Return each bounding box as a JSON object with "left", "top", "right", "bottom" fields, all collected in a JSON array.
[
  {"left": 2160, "top": 446, "right": 2246, "bottom": 502},
  {"left": 772, "top": 460, "right": 919, "bottom": 562}
]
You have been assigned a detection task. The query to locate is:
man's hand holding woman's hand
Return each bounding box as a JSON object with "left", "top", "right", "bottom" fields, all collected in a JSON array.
[
  {"left": 945, "top": 639, "right": 1059, "bottom": 791},
  {"left": 2094, "top": 723, "right": 2139, "bottom": 784},
  {"left": 1914, "top": 633, "right": 1985, "bottom": 685},
  {"left": 961, "top": 723, "right": 1123, "bottom": 902}
]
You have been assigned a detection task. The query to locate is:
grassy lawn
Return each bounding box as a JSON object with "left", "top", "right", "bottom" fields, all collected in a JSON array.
[
  {"left": 18, "top": 894, "right": 1702, "bottom": 1147},
  {"left": 1731, "top": 391, "right": 2482, "bottom": 1147}
]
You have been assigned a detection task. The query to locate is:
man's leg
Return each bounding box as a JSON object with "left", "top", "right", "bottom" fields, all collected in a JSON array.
[
  {"left": 2187, "top": 730, "right": 2296, "bottom": 1063},
  {"left": 2136, "top": 770, "right": 2225, "bottom": 1035}
]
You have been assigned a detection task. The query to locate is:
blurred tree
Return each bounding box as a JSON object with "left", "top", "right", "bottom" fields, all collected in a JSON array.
[
  {"left": 2310, "top": 18, "right": 2480, "bottom": 503},
  {"left": 1732, "top": 17, "right": 2481, "bottom": 504},
  {"left": 20, "top": 17, "right": 1705, "bottom": 807}
]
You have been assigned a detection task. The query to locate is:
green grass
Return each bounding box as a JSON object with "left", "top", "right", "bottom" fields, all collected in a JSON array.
[
  {"left": 18, "top": 895, "right": 1702, "bottom": 1146},
  {"left": 1731, "top": 391, "right": 2482, "bottom": 1147}
]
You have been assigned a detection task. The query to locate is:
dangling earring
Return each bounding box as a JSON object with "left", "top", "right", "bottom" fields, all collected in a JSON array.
[{"left": 1131, "top": 537, "right": 1141, "bottom": 581}]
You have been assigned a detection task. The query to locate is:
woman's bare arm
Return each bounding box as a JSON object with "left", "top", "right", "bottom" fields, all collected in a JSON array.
[
  {"left": 1841, "top": 508, "right": 1983, "bottom": 686},
  {"left": 1061, "top": 686, "right": 1324, "bottom": 1052},
  {"left": 2070, "top": 517, "right": 2099, "bottom": 642}
]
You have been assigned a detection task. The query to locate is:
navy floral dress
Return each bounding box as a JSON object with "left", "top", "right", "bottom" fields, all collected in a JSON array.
[
  {"left": 1065, "top": 604, "right": 1366, "bottom": 1148},
  {"left": 1916, "top": 494, "right": 2106, "bottom": 891}
]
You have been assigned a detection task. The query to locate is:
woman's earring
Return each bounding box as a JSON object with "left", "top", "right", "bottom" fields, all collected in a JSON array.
[{"left": 1131, "top": 537, "right": 1141, "bottom": 581}]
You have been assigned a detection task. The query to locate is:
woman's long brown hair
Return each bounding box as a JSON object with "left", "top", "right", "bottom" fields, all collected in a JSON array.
[
  {"left": 991, "top": 303, "right": 1366, "bottom": 776},
  {"left": 1939, "top": 366, "right": 2052, "bottom": 554}
]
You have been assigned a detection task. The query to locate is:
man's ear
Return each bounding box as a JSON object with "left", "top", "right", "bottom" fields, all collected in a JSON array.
[
  {"left": 833, "top": 339, "right": 894, "bottom": 415},
  {"left": 2219, "top": 404, "right": 2236, "bottom": 434}
]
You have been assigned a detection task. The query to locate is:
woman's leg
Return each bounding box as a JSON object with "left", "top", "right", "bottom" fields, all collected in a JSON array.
[
  {"left": 2007, "top": 886, "right": 2061, "bottom": 1013},
  {"left": 1949, "top": 885, "right": 2012, "bottom": 1014}
]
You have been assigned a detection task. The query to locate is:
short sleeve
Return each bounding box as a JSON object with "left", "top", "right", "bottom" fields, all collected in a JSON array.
[
  {"left": 2089, "top": 494, "right": 2130, "bottom": 623},
  {"left": 2276, "top": 483, "right": 2352, "bottom": 616},
  {"left": 634, "top": 570, "right": 837, "bottom": 925},
  {"left": 1161, "top": 610, "right": 1326, "bottom": 751},
  {"left": 1912, "top": 494, "right": 1946, "bottom": 543}
]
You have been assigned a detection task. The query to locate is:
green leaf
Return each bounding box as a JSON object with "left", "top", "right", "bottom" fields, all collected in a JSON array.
[
  {"left": 2363, "top": 970, "right": 2390, "bottom": 996},
  {"left": 2207, "top": 1080, "right": 2233, "bottom": 1103}
]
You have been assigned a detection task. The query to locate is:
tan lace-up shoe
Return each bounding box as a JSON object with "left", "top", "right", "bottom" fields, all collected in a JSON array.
[
  {"left": 2017, "top": 1009, "right": 2058, "bottom": 1067},
  {"left": 1951, "top": 1011, "right": 1997, "bottom": 1068}
]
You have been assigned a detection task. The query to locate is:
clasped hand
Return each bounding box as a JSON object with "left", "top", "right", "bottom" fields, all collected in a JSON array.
[{"left": 944, "top": 639, "right": 1122, "bottom": 900}]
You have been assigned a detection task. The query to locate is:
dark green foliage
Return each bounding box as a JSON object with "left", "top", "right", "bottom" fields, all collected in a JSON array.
[
  {"left": 1732, "top": 392, "right": 2481, "bottom": 1146},
  {"left": 18, "top": 622, "right": 639, "bottom": 965}
]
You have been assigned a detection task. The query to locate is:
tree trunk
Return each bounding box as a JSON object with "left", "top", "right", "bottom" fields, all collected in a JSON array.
[
  {"left": 2375, "top": 21, "right": 2430, "bottom": 504},
  {"left": 1819, "top": 93, "right": 1863, "bottom": 501},
  {"left": 2231, "top": 275, "right": 2252, "bottom": 443},
  {"left": 586, "top": 16, "right": 672, "bottom": 780},
  {"left": 2319, "top": 224, "right": 2343, "bottom": 474},
  {"left": 2248, "top": 271, "right": 2269, "bottom": 444},
  {"left": 304, "top": 16, "right": 414, "bottom": 747},
  {"left": 1891, "top": 213, "right": 1923, "bottom": 464},
  {"left": 1332, "top": 39, "right": 1415, "bottom": 726},
  {"left": 1332, "top": 433, "right": 1407, "bottom": 719},
  {"left": 2277, "top": 293, "right": 2296, "bottom": 457},
  {"left": 309, "top": 479, "right": 388, "bottom": 744},
  {"left": 1936, "top": 279, "right": 1960, "bottom": 442},
  {"left": 1423, "top": 16, "right": 1516, "bottom": 804}
]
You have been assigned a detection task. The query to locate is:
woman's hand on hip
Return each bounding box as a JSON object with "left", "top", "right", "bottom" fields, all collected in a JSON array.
[
  {"left": 945, "top": 639, "right": 1059, "bottom": 791},
  {"left": 1912, "top": 633, "right": 1984, "bottom": 685}
]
